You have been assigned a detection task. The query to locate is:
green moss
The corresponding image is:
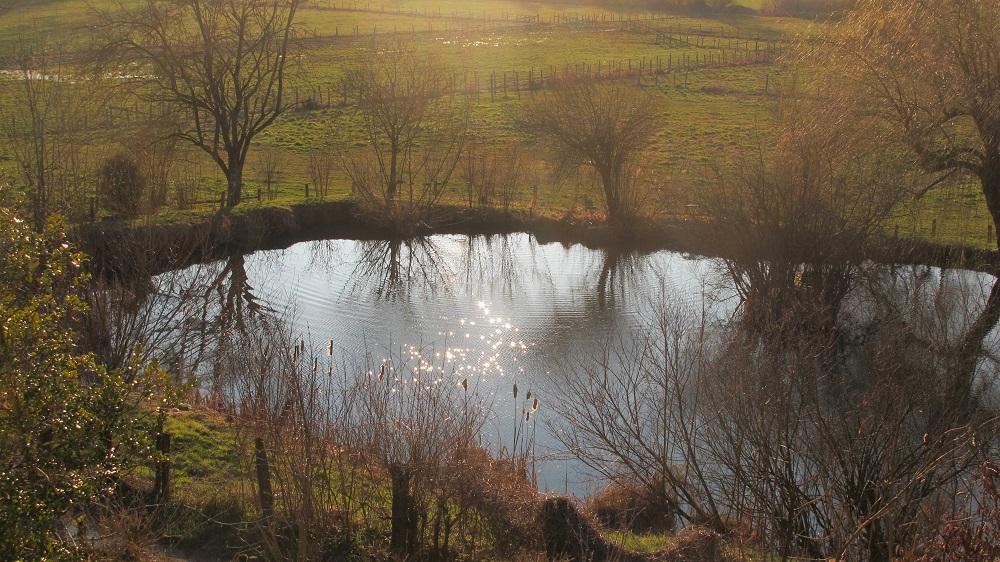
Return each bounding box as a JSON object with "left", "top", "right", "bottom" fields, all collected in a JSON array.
[{"left": 606, "top": 530, "right": 673, "bottom": 553}]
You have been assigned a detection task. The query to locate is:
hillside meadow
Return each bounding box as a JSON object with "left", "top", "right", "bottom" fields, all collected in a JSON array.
[{"left": 0, "top": 0, "right": 991, "bottom": 246}]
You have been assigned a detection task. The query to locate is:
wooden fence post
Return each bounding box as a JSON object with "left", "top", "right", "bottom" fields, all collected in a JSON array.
[
  {"left": 154, "top": 432, "right": 172, "bottom": 503},
  {"left": 255, "top": 437, "right": 274, "bottom": 520}
]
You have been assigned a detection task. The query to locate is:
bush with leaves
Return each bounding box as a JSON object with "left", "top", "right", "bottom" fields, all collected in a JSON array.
[{"left": 0, "top": 210, "right": 162, "bottom": 558}]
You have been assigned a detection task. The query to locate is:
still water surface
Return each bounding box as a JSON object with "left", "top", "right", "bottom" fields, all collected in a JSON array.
[{"left": 166, "top": 233, "right": 998, "bottom": 495}]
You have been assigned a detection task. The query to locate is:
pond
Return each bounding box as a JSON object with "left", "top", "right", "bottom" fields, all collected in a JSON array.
[{"left": 160, "top": 232, "right": 1000, "bottom": 496}]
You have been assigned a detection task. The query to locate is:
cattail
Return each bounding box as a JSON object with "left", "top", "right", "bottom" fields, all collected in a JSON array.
[
  {"left": 326, "top": 339, "right": 334, "bottom": 356},
  {"left": 461, "top": 377, "right": 468, "bottom": 391},
  {"left": 525, "top": 411, "right": 531, "bottom": 422},
  {"left": 379, "top": 363, "right": 386, "bottom": 382},
  {"left": 526, "top": 390, "right": 532, "bottom": 400},
  {"left": 532, "top": 398, "right": 539, "bottom": 412},
  {"left": 312, "top": 357, "right": 318, "bottom": 373},
  {"left": 512, "top": 382, "right": 518, "bottom": 399}
]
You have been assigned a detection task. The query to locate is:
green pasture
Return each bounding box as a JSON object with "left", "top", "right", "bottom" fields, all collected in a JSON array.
[{"left": 0, "top": 0, "right": 992, "bottom": 249}]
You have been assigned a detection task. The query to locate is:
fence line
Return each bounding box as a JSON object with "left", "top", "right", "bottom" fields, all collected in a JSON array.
[
  {"left": 98, "top": 46, "right": 785, "bottom": 128},
  {"left": 302, "top": 1, "right": 790, "bottom": 43}
]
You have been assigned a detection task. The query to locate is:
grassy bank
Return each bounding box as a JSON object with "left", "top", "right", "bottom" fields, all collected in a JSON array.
[{"left": 126, "top": 407, "right": 762, "bottom": 561}]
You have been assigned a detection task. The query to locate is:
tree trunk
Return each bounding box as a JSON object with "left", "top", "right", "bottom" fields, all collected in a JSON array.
[
  {"left": 154, "top": 432, "right": 172, "bottom": 503},
  {"left": 390, "top": 464, "right": 418, "bottom": 555},
  {"left": 32, "top": 146, "right": 47, "bottom": 232},
  {"left": 386, "top": 141, "right": 399, "bottom": 208},
  {"left": 600, "top": 166, "right": 623, "bottom": 225},
  {"left": 255, "top": 437, "right": 275, "bottom": 520},
  {"left": 949, "top": 276, "right": 1000, "bottom": 413},
  {"left": 981, "top": 161, "right": 1000, "bottom": 252},
  {"left": 226, "top": 159, "right": 244, "bottom": 208}
]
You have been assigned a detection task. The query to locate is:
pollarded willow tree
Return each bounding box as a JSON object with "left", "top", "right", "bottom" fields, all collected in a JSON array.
[
  {"left": 517, "top": 80, "right": 657, "bottom": 224},
  {"left": 101, "top": 0, "right": 300, "bottom": 208},
  {"left": 342, "top": 46, "right": 469, "bottom": 225},
  {"left": 814, "top": 0, "right": 1000, "bottom": 247}
]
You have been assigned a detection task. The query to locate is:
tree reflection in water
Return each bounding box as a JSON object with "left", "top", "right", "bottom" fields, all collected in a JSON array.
[{"left": 347, "top": 238, "right": 452, "bottom": 302}]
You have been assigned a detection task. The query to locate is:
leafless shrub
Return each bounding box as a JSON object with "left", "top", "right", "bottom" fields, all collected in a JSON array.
[
  {"left": 700, "top": 276, "right": 997, "bottom": 560},
  {"left": 587, "top": 478, "right": 677, "bottom": 533},
  {"left": 462, "top": 141, "right": 524, "bottom": 211},
  {"left": 307, "top": 149, "right": 335, "bottom": 199},
  {"left": 341, "top": 347, "right": 487, "bottom": 557},
  {"left": 171, "top": 161, "right": 201, "bottom": 211},
  {"left": 550, "top": 301, "right": 724, "bottom": 532},
  {"left": 556, "top": 263, "right": 1000, "bottom": 561},
  {"left": 257, "top": 148, "right": 283, "bottom": 201},
  {"left": 81, "top": 264, "right": 213, "bottom": 381},
  {"left": 208, "top": 308, "right": 540, "bottom": 559},
  {"left": 97, "top": 153, "right": 146, "bottom": 218},
  {"left": 89, "top": 496, "right": 164, "bottom": 561},
  {"left": 133, "top": 132, "right": 177, "bottom": 214},
  {"left": 902, "top": 459, "right": 1000, "bottom": 561},
  {"left": 215, "top": 318, "right": 352, "bottom": 560},
  {"left": 434, "top": 445, "right": 542, "bottom": 557}
]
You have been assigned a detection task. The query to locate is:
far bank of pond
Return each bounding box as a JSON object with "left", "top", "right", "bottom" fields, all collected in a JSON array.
[{"left": 75, "top": 199, "right": 1000, "bottom": 278}]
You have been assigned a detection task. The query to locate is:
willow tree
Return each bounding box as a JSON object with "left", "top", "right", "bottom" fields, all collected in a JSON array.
[
  {"left": 815, "top": 0, "right": 1000, "bottom": 247},
  {"left": 518, "top": 80, "right": 657, "bottom": 224},
  {"left": 103, "top": 0, "right": 300, "bottom": 208},
  {"left": 342, "top": 47, "right": 468, "bottom": 224}
]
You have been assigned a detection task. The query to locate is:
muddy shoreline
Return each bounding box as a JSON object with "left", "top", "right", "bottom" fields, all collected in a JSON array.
[{"left": 74, "top": 200, "right": 1000, "bottom": 277}]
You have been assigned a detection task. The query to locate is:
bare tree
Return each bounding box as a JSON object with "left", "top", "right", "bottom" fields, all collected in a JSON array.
[
  {"left": 0, "top": 42, "right": 94, "bottom": 230},
  {"left": 701, "top": 92, "right": 914, "bottom": 330},
  {"left": 101, "top": 0, "right": 301, "bottom": 208},
  {"left": 342, "top": 46, "right": 468, "bottom": 225},
  {"left": 812, "top": 0, "right": 1000, "bottom": 247},
  {"left": 517, "top": 80, "right": 657, "bottom": 224}
]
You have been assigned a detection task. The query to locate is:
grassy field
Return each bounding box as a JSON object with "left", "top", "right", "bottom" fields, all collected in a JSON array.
[{"left": 0, "top": 0, "right": 992, "bottom": 249}]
